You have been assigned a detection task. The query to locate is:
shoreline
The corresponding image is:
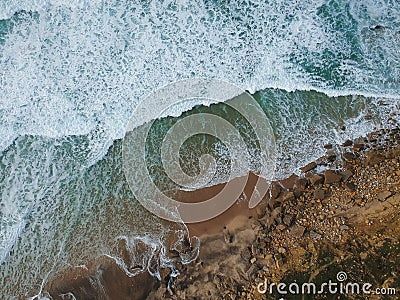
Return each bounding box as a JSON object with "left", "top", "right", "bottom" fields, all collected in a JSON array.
[
  {"left": 45, "top": 128, "right": 400, "bottom": 299},
  {"left": 148, "top": 128, "right": 400, "bottom": 299}
]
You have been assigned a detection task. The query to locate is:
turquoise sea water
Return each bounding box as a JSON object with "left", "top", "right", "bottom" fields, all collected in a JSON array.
[{"left": 0, "top": 0, "right": 399, "bottom": 298}]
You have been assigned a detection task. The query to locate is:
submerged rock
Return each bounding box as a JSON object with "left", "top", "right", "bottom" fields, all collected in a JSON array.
[
  {"left": 342, "top": 140, "right": 353, "bottom": 147},
  {"left": 343, "top": 152, "right": 357, "bottom": 161},
  {"left": 353, "top": 143, "right": 365, "bottom": 151},
  {"left": 300, "top": 162, "right": 317, "bottom": 173}
]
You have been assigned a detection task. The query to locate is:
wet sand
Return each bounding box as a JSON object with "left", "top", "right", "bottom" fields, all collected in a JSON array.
[
  {"left": 178, "top": 172, "right": 263, "bottom": 237},
  {"left": 46, "top": 255, "right": 156, "bottom": 300}
]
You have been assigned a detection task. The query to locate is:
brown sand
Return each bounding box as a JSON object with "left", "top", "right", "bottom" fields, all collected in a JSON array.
[{"left": 179, "top": 172, "right": 263, "bottom": 237}]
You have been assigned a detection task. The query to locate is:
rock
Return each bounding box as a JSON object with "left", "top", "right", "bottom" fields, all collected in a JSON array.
[
  {"left": 276, "top": 224, "right": 286, "bottom": 231},
  {"left": 310, "top": 174, "right": 324, "bottom": 186},
  {"left": 250, "top": 257, "right": 256, "bottom": 264},
  {"left": 283, "top": 214, "right": 295, "bottom": 226},
  {"left": 314, "top": 189, "right": 325, "bottom": 200},
  {"left": 324, "top": 170, "right": 342, "bottom": 184},
  {"left": 342, "top": 140, "right": 353, "bottom": 147},
  {"left": 274, "top": 254, "right": 284, "bottom": 269},
  {"left": 353, "top": 143, "right": 365, "bottom": 151},
  {"left": 271, "top": 207, "right": 282, "bottom": 219},
  {"left": 223, "top": 230, "right": 235, "bottom": 244},
  {"left": 263, "top": 216, "right": 276, "bottom": 227},
  {"left": 278, "top": 247, "right": 286, "bottom": 254},
  {"left": 267, "top": 198, "right": 280, "bottom": 210},
  {"left": 309, "top": 230, "right": 322, "bottom": 239},
  {"left": 354, "top": 137, "right": 367, "bottom": 144},
  {"left": 377, "top": 191, "right": 392, "bottom": 201},
  {"left": 167, "top": 287, "right": 174, "bottom": 296},
  {"left": 246, "top": 264, "right": 259, "bottom": 280},
  {"left": 355, "top": 198, "right": 363, "bottom": 206},
  {"left": 370, "top": 24, "right": 385, "bottom": 30},
  {"left": 388, "top": 147, "right": 400, "bottom": 158},
  {"left": 271, "top": 182, "right": 281, "bottom": 199},
  {"left": 343, "top": 152, "right": 357, "bottom": 161},
  {"left": 325, "top": 151, "right": 337, "bottom": 162},
  {"left": 293, "top": 189, "right": 303, "bottom": 199},
  {"left": 295, "top": 177, "right": 308, "bottom": 190},
  {"left": 367, "top": 132, "right": 379, "bottom": 141},
  {"left": 294, "top": 177, "right": 308, "bottom": 197},
  {"left": 256, "top": 206, "right": 266, "bottom": 219},
  {"left": 279, "top": 174, "right": 299, "bottom": 190},
  {"left": 315, "top": 156, "right": 327, "bottom": 166},
  {"left": 324, "top": 144, "right": 333, "bottom": 149},
  {"left": 340, "top": 225, "right": 350, "bottom": 231},
  {"left": 341, "top": 169, "right": 353, "bottom": 181},
  {"left": 345, "top": 182, "right": 356, "bottom": 192},
  {"left": 277, "top": 191, "right": 295, "bottom": 203},
  {"left": 290, "top": 225, "right": 306, "bottom": 237},
  {"left": 241, "top": 248, "right": 252, "bottom": 262},
  {"left": 300, "top": 162, "right": 317, "bottom": 173},
  {"left": 265, "top": 255, "right": 275, "bottom": 268}
]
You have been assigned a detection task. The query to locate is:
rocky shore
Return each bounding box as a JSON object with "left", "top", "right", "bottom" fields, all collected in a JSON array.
[
  {"left": 46, "top": 128, "right": 400, "bottom": 300},
  {"left": 148, "top": 128, "right": 400, "bottom": 299}
]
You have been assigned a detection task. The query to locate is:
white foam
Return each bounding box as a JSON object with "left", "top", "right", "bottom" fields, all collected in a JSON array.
[
  {"left": 0, "top": 0, "right": 94, "bottom": 20},
  {"left": 0, "top": 0, "right": 399, "bottom": 162}
]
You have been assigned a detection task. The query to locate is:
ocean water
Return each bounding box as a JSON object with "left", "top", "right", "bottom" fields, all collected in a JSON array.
[{"left": 0, "top": 0, "right": 399, "bottom": 298}]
